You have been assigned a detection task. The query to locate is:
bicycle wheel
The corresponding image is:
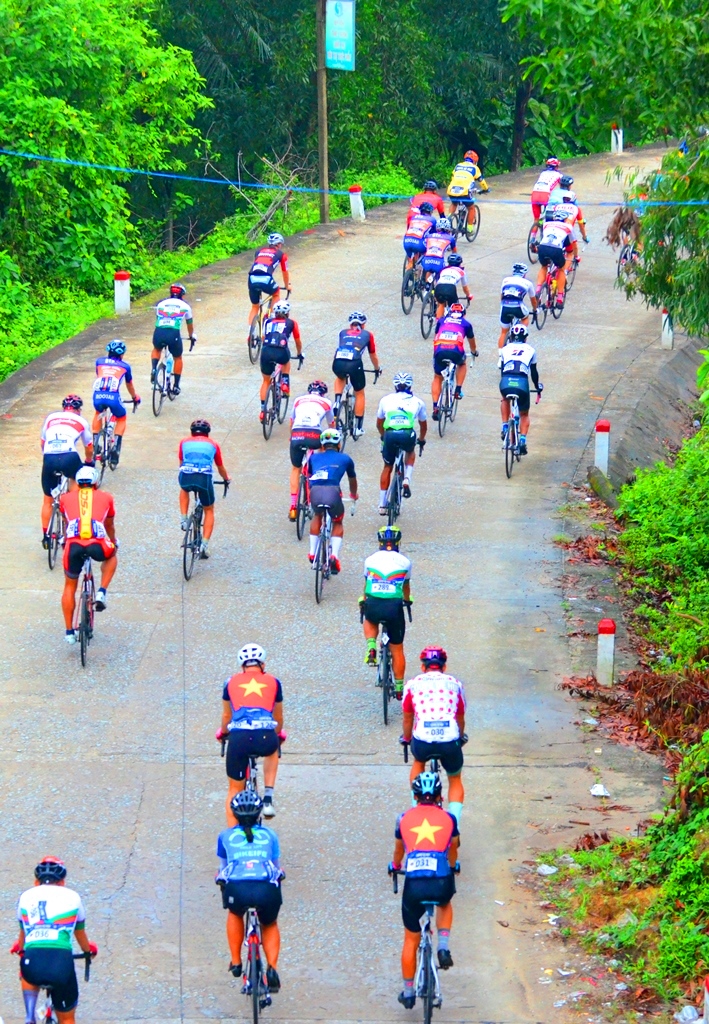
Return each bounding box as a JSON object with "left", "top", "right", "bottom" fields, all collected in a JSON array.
[
  {"left": 438, "top": 380, "right": 448, "bottom": 437},
  {"left": 465, "top": 203, "right": 481, "bottom": 242},
  {"left": 152, "top": 364, "right": 166, "bottom": 417},
  {"left": 536, "top": 285, "right": 549, "bottom": 330},
  {"left": 387, "top": 468, "right": 402, "bottom": 525},
  {"left": 248, "top": 318, "right": 262, "bottom": 365},
  {"left": 566, "top": 257, "right": 578, "bottom": 291},
  {"left": 249, "top": 944, "right": 260, "bottom": 1024},
  {"left": 79, "top": 584, "right": 92, "bottom": 667},
  {"left": 401, "top": 269, "right": 416, "bottom": 315},
  {"left": 314, "top": 535, "right": 327, "bottom": 604},
  {"left": 505, "top": 423, "right": 516, "bottom": 479},
  {"left": 379, "top": 645, "right": 392, "bottom": 725},
  {"left": 450, "top": 384, "right": 460, "bottom": 422},
  {"left": 551, "top": 282, "right": 564, "bottom": 319},
  {"left": 182, "top": 518, "right": 198, "bottom": 581},
  {"left": 617, "top": 244, "right": 629, "bottom": 279},
  {"left": 527, "top": 223, "right": 540, "bottom": 264},
  {"left": 276, "top": 386, "right": 289, "bottom": 424},
  {"left": 296, "top": 473, "right": 309, "bottom": 541},
  {"left": 262, "top": 384, "right": 275, "bottom": 440},
  {"left": 47, "top": 505, "right": 62, "bottom": 570},
  {"left": 422, "top": 946, "right": 434, "bottom": 1024},
  {"left": 420, "top": 288, "right": 435, "bottom": 340}
]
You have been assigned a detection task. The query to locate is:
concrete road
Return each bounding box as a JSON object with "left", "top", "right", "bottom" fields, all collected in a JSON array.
[{"left": 0, "top": 148, "right": 669, "bottom": 1023}]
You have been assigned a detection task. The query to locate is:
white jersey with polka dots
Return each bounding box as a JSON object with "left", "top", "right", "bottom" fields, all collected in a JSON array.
[{"left": 402, "top": 671, "right": 466, "bottom": 743}]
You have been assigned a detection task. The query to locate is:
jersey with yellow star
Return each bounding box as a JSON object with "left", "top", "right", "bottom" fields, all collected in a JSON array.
[
  {"left": 396, "top": 804, "right": 458, "bottom": 877},
  {"left": 223, "top": 671, "right": 283, "bottom": 729}
]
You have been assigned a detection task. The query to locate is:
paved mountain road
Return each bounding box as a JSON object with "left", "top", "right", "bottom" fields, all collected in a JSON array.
[{"left": 0, "top": 149, "right": 668, "bottom": 1023}]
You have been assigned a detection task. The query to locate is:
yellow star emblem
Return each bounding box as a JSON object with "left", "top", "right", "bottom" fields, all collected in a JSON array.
[
  {"left": 409, "top": 818, "right": 443, "bottom": 846},
  {"left": 239, "top": 678, "right": 268, "bottom": 698}
]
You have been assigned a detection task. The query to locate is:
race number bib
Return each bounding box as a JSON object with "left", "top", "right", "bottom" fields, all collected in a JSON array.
[
  {"left": 370, "top": 580, "right": 397, "bottom": 595},
  {"left": 406, "top": 856, "right": 438, "bottom": 873},
  {"left": 335, "top": 349, "right": 355, "bottom": 360}
]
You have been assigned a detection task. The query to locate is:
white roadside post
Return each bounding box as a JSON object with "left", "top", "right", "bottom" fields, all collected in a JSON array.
[
  {"left": 611, "top": 127, "right": 624, "bottom": 154},
  {"left": 114, "top": 271, "right": 131, "bottom": 314},
  {"left": 597, "top": 619, "right": 616, "bottom": 687},
  {"left": 661, "top": 307, "right": 674, "bottom": 350},
  {"left": 594, "top": 419, "right": 611, "bottom": 476},
  {"left": 348, "top": 184, "right": 366, "bottom": 223},
  {"left": 704, "top": 975, "right": 709, "bottom": 1022}
]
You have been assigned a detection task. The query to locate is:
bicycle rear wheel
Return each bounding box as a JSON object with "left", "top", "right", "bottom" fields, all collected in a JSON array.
[
  {"left": 401, "top": 269, "right": 416, "bottom": 315},
  {"left": 465, "top": 204, "right": 481, "bottom": 242},
  {"left": 422, "top": 947, "right": 434, "bottom": 1024},
  {"left": 47, "top": 505, "right": 62, "bottom": 570},
  {"left": 248, "top": 319, "right": 262, "bottom": 365},
  {"left": 95, "top": 431, "right": 107, "bottom": 486},
  {"left": 249, "top": 944, "right": 260, "bottom": 1024},
  {"left": 505, "top": 423, "right": 516, "bottom": 479},
  {"left": 262, "top": 385, "right": 275, "bottom": 440},
  {"left": 314, "top": 536, "right": 327, "bottom": 604},
  {"left": 378, "top": 645, "right": 392, "bottom": 725},
  {"left": 551, "top": 282, "right": 564, "bottom": 319},
  {"left": 527, "top": 223, "right": 540, "bottom": 264},
  {"left": 438, "top": 381, "right": 448, "bottom": 437},
  {"left": 182, "top": 518, "right": 198, "bottom": 580},
  {"left": 79, "top": 582, "right": 93, "bottom": 667},
  {"left": 450, "top": 387, "right": 460, "bottom": 422},
  {"left": 296, "top": 473, "right": 308, "bottom": 541},
  {"left": 566, "top": 258, "right": 578, "bottom": 291},
  {"left": 387, "top": 470, "right": 402, "bottom": 525},
  {"left": 276, "top": 387, "right": 289, "bottom": 424},
  {"left": 152, "top": 365, "right": 166, "bottom": 417},
  {"left": 420, "top": 289, "right": 435, "bottom": 340},
  {"left": 536, "top": 285, "right": 549, "bottom": 330}
]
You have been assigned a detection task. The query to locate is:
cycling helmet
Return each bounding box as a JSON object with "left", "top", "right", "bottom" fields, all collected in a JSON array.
[
  {"left": 348, "top": 311, "right": 367, "bottom": 326},
  {"left": 62, "top": 394, "right": 83, "bottom": 411},
  {"left": 464, "top": 149, "right": 479, "bottom": 163},
  {"left": 449, "top": 302, "right": 464, "bottom": 314},
  {"left": 546, "top": 157, "right": 560, "bottom": 169},
  {"left": 35, "top": 857, "right": 67, "bottom": 884},
  {"left": 106, "top": 339, "right": 126, "bottom": 357},
  {"left": 320, "top": 428, "right": 342, "bottom": 448},
  {"left": 237, "top": 643, "right": 266, "bottom": 667},
  {"left": 268, "top": 232, "right": 285, "bottom": 246},
  {"left": 412, "top": 772, "right": 443, "bottom": 803},
  {"left": 393, "top": 372, "right": 413, "bottom": 392},
  {"left": 423, "top": 180, "right": 438, "bottom": 192},
  {"left": 512, "top": 262, "right": 528, "bottom": 276},
  {"left": 75, "top": 466, "right": 97, "bottom": 488},
  {"left": 560, "top": 175, "right": 574, "bottom": 188},
  {"left": 230, "top": 790, "right": 263, "bottom": 825},
  {"left": 419, "top": 202, "right": 434, "bottom": 216},
  {"left": 190, "top": 419, "right": 211, "bottom": 436},
  {"left": 378, "top": 524, "right": 402, "bottom": 548},
  {"left": 509, "top": 324, "right": 529, "bottom": 340},
  {"left": 447, "top": 253, "right": 463, "bottom": 266},
  {"left": 272, "top": 301, "right": 291, "bottom": 317},
  {"left": 170, "top": 283, "right": 186, "bottom": 298},
  {"left": 420, "top": 645, "right": 447, "bottom": 667},
  {"left": 437, "top": 217, "right": 452, "bottom": 232},
  {"left": 308, "top": 380, "right": 328, "bottom": 396}
]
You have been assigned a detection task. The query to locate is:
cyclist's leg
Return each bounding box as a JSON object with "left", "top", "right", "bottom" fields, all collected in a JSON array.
[
  {"left": 379, "top": 433, "right": 398, "bottom": 509},
  {"left": 248, "top": 279, "right": 263, "bottom": 325},
  {"left": 226, "top": 907, "right": 246, "bottom": 966},
  {"left": 308, "top": 503, "right": 323, "bottom": 561},
  {"left": 402, "top": 433, "right": 418, "bottom": 488},
  {"left": 329, "top": 500, "right": 346, "bottom": 569},
  {"left": 151, "top": 328, "right": 167, "bottom": 378},
  {"left": 97, "top": 548, "right": 118, "bottom": 593},
  {"left": 454, "top": 356, "right": 467, "bottom": 392},
  {"left": 349, "top": 362, "right": 367, "bottom": 427},
  {"left": 179, "top": 480, "right": 192, "bottom": 523},
  {"left": 438, "top": 741, "right": 465, "bottom": 819},
  {"left": 259, "top": 346, "right": 278, "bottom": 409},
  {"left": 332, "top": 360, "right": 348, "bottom": 411},
  {"left": 431, "top": 365, "right": 443, "bottom": 407},
  {"left": 61, "top": 543, "right": 83, "bottom": 631},
  {"left": 225, "top": 734, "right": 250, "bottom": 825},
  {"left": 167, "top": 334, "right": 184, "bottom": 389},
  {"left": 362, "top": 601, "right": 380, "bottom": 664},
  {"left": 261, "top": 922, "right": 281, "bottom": 971},
  {"left": 400, "top": 884, "right": 424, "bottom": 999}
]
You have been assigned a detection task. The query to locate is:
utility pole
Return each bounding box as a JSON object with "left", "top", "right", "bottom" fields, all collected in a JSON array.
[{"left": 316, "top": 0, "right": 330, "bottom": 223}]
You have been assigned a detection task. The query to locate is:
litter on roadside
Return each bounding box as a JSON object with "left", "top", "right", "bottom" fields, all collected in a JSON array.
[
  {"left": 538, "top": 864, "right": 559, "bottom": 875},
  {"left": 673, "top": 1007, "right": 700, "bottom": 1023},
  {"left": 590, "top": 784, "right": 610, "bottom": 797},
  {"left": 558, "top": 968, "right": 576, "bottom": 976}
]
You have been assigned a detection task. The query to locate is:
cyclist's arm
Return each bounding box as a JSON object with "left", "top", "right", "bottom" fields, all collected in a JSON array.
[
  {"left": 530, "top": 364, "right": 540, "bottom": 388},
  {"left": 347, "top": 472, "right": 358, "bottom": 500},
  {"left": 105, "top": 515, "right": 116, "bottom": 544},
  {"left": 216, "top": 463, "right": 229, "bottom": 482},
  {"left": 401, "top": 707, "right": 414, "bottom": 743},
  {"left": 74, "top": 923, "right": 92, "bottom": 955},
  {"left": 212, "top": 443, "right": 230, "bottom": 482},
  {"left": 273, "top": 701, "right": 284, "bottom": 731},
  {"left": 291, "top": 321, "right": 302, "bottom": 357},
  {"left": 392, "top": 837, "right": 405, "bottom": 868},
  {"left": 418, "top": 418, "right": 428, "bottom": 441},
  {"left": 465, "top": 324, "right": 477, "bottom": 355},
  {"left": 447, "top": 836, "right": 460, "bottom": 868},
  {"left": 185, "top": 317, "right": 194, "bottom": 340},
  {"left": 403, "top": 580, "right": 411, "bottom": 601},
  {"left": 281, "top": 267, "right": 291, "bottom": 290},
  {"left": 367, "top": 335, "right": 380, "bottom": 371},
  {"left": 376, "top": 416, "right": 385, "bottom": 437},
  {"left": 221, "top": 698, "right": 232, "bottom": 736},
  {"left": 13, "top": 927, "right": 25, "bottom": 952}
]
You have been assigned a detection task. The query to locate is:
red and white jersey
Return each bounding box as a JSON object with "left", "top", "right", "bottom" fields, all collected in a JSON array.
[
  {"left": 41, "top": 410, "right": 91, "bottom": 455},
  {"left": 437, "top": 265, "right": 467, "bottom": 289},
  {"left": 541, "top": 221, "right": 574, "bottom": 249},
  {"left": 402, "top": 671, "right": 466, "bottom": 743},
  {"left": 290, "top": 394, "right": 333, "bottom": 432},
  {"left": 532, "top": 170, "right": 562, "bottom": 195}
]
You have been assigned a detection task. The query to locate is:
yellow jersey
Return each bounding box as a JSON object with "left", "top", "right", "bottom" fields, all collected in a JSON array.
[{"left": 446, "top": 162, "right": 482, "bottom": 199}]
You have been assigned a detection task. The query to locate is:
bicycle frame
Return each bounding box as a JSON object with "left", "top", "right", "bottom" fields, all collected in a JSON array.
[
  {"left": 295, "top": 450, "right": 313, "bottom": 541},
  {"left": 243, "top": 907, "right": 272, "bottom": 1017},
  {"left": 182, "top": 479, "right": 229, "bottom": 580},
  {"left": 47, "top": 477, "right": 68, "bottom": 570},
  {"left": 313, "top": 507, "right": 333, "bottom": 604},
  {"left": 73, "top": 555, "right": 95, "bottom": 667}
]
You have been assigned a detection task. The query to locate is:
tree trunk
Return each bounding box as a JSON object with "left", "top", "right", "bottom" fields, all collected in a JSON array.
[
  {"left": 510, "top": 79, "right": 533, "bottom": 171},
  {"left": 165, "top": 212, "right": 174, "bottom": 251}
]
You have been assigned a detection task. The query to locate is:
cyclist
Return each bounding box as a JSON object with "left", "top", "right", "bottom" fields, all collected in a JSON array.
[
  {"left": 40, "top": 396, "right": 94, "bottom": 549},
  {"left": 59, "top": 466, "right": 117, "bottom": 643},
  {"left": 407, "top": 180, "right": 445, "bottom": 225},
  {"left": 376, "top": 372, "right": 427, "bottom": 513},
  {"left": 12, "top": 857, "right": 98, "bottom": 1024},
  {"left": 259, "top": 300, "right": 303, "bottom": 421},
  {"left": 178, "top": 419, "right": 231, "bottom": 560},
  {"left": 498, "top": 324, "right": 543, "bottom": 455},
  {"left": 248, "top": 232, "right": 291, "bottom": 330},
  {"left": 216, "top": 644, "right": 284, "bottom": 821},
  {"left": 535, "top": 208, "right": 575, "bottom": 307},
  {"left": 151, "top": 284, "right": 195, "bottom": 396},
  {"left": 401, "top": 647, "right": 467, "bottom": 823},
  {"left": 420, "top": 218, "right": 456, "bottom": 284},
  {"left": 403, "top": 202, "right": 437, "bottom": 269},
  {"left": 548, "top": 178, "right": 590, "bottom": 257},
  {"left": 332, "top": 312, "right": 381, "bottom": 438},
  {"left": 446, "top": 148, "right": 489, "bottom": 219},
  {"left": 91, "top": 340, "right": 140, "bottom": 467},
  {"left": 287, "top": 381, "right": 333, "bottom": 521},
  {"left": 307, "top": 428, "right": 358, "bottom": 575},
  {"left": 497, "top": 262, "right": 538, "bottom": 348},
  {"left": 431, "top": 302, "right": 476, "bottom": 420},
  {"left": 530, "top": 157, "right": 562, "bottom": 223},
  {"left": 360, "top": 525, "right": 411, "bottom": 695},
  {"left": 216, "top": 791, "right": 283, "bottom": 991},
  {"left": 434, "top": 251, "right": 472, "bottom": 319},
  {"left": 389, "top": 772, "right": 460, "bottom": 1008}
]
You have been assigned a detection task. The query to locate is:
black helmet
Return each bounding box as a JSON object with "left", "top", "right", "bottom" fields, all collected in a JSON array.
[
  {"left": 190, "top": 419, "right": 211, "bottom": 436},
  {"left": 378, "top": 524, "right": 401, "bottom": 548},
  {"left": 424, "top": 180, "right": 438, "bottom": 192},
  {"left": 419, "top": 202, "right": 434, "bottom": 215},
  {"left": 35, "top": 857, "right": 67, "bottom": 884},
  {"left": 412, "top": 772, "right": 442, "bottom": 803},
  {"left": 560, "top": 175, "right": 574, "bottom": 188},
  {"left": 231, "top": 790, "right": 263, "bottom": 825},
  {"left": 62, "top": 394, "right": 83, "bottom": 411},
  {"left": 447, "top": 253, "right": 463, "bottom": 266}
]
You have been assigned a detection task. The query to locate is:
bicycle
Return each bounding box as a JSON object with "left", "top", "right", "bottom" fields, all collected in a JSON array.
[
  {"left": 364, "top": 603, "right": 412, "bottom": 725},
  {"left": 450, "top": 193, "right": 481, "bottom": 243},
  {"left": 566, "top": 242, "right": 587, "bottom": 292},
  {"left": 262, "top": 356, "right": 301, "bottom": 441},
  {"left": 502, "top": 390, "right": 541, "bottom": 478},
  {"left": 249, "top": 288, "right": 291, "bottom": 365},
  {"left": 617, "top": 237, "right": 639, "bottom": 280},
  {"left": 534, "top": 262, "right": 566, "bottom": 330},
  {"left": 46, "top": 476, "right": 68, "bottom": 570},
  {"left": 95, "top": 399, "right": 138, "bottom": 484},
  {"left": 390, "top": 870, "right": 443, "bottom": 1024},
  {"left": 220, "top": 732, "right": 284, "bottom": 795},
  {"left": 385, "top": 439, "right": 424, "bottom": 525},
  {"left": 420, "top": 280, "right": 437, "bottom": 339},
  {"left": 31, "top": 952, "right": 93, "bottom": 1024},
  {"left": 401, "top": 258, "right": 426, "bottom": 316},
  {"left": 336, "top": 368, "right": 379, "bottom": 450},
  {"left": 295, "top": 450, "right": 313, "bottom": 542},
  {"left": 153, "top": 341, "right": 194, "bottom": 417},
  {"left": 526, "top": 206, "right": 546, "bottom": 264},
  {"left": 72, "top": 554, "right": 96, "bottom": 667},
  {"left": 436, "top": 358, "right": 468, "bottom": 438},
  {"left": 182, "top": 479, "right": 229, "bottom": 581},
  {"left": 312, "top": 498, "right": 356, "bottom": 603}
]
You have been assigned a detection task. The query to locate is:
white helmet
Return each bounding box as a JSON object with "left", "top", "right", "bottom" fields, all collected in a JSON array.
[
  {"left": 238, "top": 643, "right": 266, "bottom": 667},
  {"left": 268, "top": 232, "right": 285, "bottom": 246},
  {"left": 76, "top": 465, "right": 98, "bottom": 488},
  {"left": 437, "top": 217, "right": 452, "bottom": 232},
  {"left": 272, "top": 301, "right": 291, "bottom": 316}
]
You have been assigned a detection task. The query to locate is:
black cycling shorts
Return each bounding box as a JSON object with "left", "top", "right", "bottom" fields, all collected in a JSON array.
[
  {"left": 402, "top": 876, "right": 456, "bottom": 933},
  {"left": 499, "top": 303, "right": 528, "bottom": 326},
  {"left": 152, "top": 327, "right": 183, "bottom": 358},
  {"left": 434, "top": 283, "right": 459, "bottom": 308},
  {"left": 179, "top": 470, "right": 215, "bottom": 508},
  {"left": 499, "top": 373, "right": 530, "bottom": 414},
  {"left": 226, "top": 728, "right": 280, "bottom": 781},
  {"left": 41, "top": 452, "right": 83, "bottom": 496},
  {"left": 20, "top": 948, "right": 79, "bottom": 1012},
  {"left": 248, "top": 274, "right": 278, "bottom": 306},
  {"left": 362, "top": 596, "right": 406, "bottom": 645},
  {"left": 410, "top": 737, "right": 464, "bottom": 776},
  {"left": 65, "top": 540, "right": 112, "bottom": 580},
  {"left": 260, "top": 344, "right": 290, "bottom": 377},
  {"left": 310, "top": 483, "right": 344, "bottom": 522},
  {"left": 221, "top": 880, "right": 282, "bottom": 924},
  {"left": 433, "top": 349, "right": 465, "bottom": 376},
  {"left": 332, "top": 357, "right": 366, "bottom": 393},
  {"left": 381, "top": 429, "right": 416, "bottom": 466},
  {"left": 537, "top": 243, "right": 567, "bottom": 270},
  {"left": 289, "top": 432, "right": 321, "bottom": 468}
]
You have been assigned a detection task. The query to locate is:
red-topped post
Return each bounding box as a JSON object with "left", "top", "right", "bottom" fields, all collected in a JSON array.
[
  {"left": 595, "top": 419, "right": 611, "bottom": 476},
  {"left": 114, "top": 271, "right": 131, "bottom": 315},
  {"left": 597, "top": 618, "right": 616, "bottom": 687},
  {"left": 348, "top": 184, "right": 365, "bottom": 223}
]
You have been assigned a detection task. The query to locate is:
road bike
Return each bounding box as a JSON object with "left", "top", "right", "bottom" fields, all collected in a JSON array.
[
  {"left": 242, "top": 906, "right": 274, "bottom": 1023},
  {"left": 566, "top": 242, "right": 587, "bottom": 292},
  {"left": 420, "top": 281, "right": 437, "bottom": 339},
  {"left": 220, "top": 732, "right": 284, "bottom": 796},
  {"left": 450, "top": 194, "right": 481, "bottom": 243},
  {"left": 311, "top": 499, "right": 356, "bottom": 603},
  {"left": 95, "top": 399, "right": 138, "bottom": 483},
  {"left": 46, "top": 476, "right": 68, "bottom": 570},
  {"left": 502, "top": 390, "right": 541, "bottom": 478},
  {"left": 261, "top": 360, "right": 296, "bottom": 441},
  {"left": 336, "top": 368, "right": 379, "bottom": 450},
  {"left": 295, "top": 450, "right": 313, "bottom": 541},
  {"left": 365, "top": 603, "right": 412, "bottom": 725},
  {"left": 534, "top": 262, "right": 566, "bottom": 330},
  {"left": 526, "top": 206, "right": 547, "bottom": 264},
  {"left": 385, "top": 439, "right": 424, "bottom": 525},
  {"left": 152, "top": 341, "right": 194, "bottom": 417},
  {"left": 72, "top": 554, "right": 96, "bottom": 667},
  {"left": 391, "top": 870, "right": 443, "bottom": 1024},
  {"left": 617, "top": 236, "right": 640, "bottom": 280},
  {"left": 29, "top": 951, "right": 93, "bottom": 1023},
  {"left": 401, "top": 259, "right": 426, "bottom": 315},
  {"left": 182, "top": 479, "right": 229, "bottom": 581},
  {"left": 249, "top": 288, "right": 290, "bottom": 365},
  {"left": 436, "top": 359, "right": 464, "bottom": 438}
]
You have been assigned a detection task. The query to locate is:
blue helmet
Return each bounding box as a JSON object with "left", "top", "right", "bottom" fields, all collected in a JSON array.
[
  {"left": 378, "top": 525, "right": 402, "bottom": 548},
  {"left": 106, "top": 339, "right": 126, "bottom": 357},
  {"left": 412, "top": 772, "right": 442, "bottom": 803}
]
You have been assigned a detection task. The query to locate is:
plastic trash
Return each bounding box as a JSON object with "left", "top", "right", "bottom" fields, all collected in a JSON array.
[
  {"left": 615, "top": 982, "right": 629, "bottom": 991},
  {"left": 538, "top": 864, "right": 558, "bottom": 876},
  {"left": 674, "top": 1007, "right": 700, "bottom": 1023},
  {"left": 590, "top": 784, "right": 610, "bottom": 797},
  {"left": 615, "top": 909, "right": 638, "bottom": 928},
  {"left": 494, "top": 900, "right": 505, "bottom": 905},
  {"left": 553, "top": 1000, "right": 567, "bottom": 1008},
  {"left": 584, "top": 717, "right": 599, "bottom": 725},
  {"left": 558, "top": 968, "right": 576, "bottom": 976},
  {"left": 556, "top": 854, "right": 579, "bottom": 867}
]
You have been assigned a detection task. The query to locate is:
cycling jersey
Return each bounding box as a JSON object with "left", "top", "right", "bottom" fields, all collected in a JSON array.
[
  {"left": 377, "top": 392, "right": 427, "bottom": 432},
  {"left": 402, "top": 671, "right": 466, "bottom": 743},
  {"left": 17, "top": 885, "right": 86, "bottom": 950},
  {"left": 363, "top": 549, "right": 412, "bottom": 600},
  {"left": 396, "top": 805, "right": 458, "bottom": 878},
  {"left": 263, "top": 316, "right": 300, "bottom": 348},
  {"left": 446, "top": 162, "right": 480, "bottom": 199},
  {"left": 500, "top": 274, "right": 536, "bottom": 306},
  {"left": 532, "top": 170, "right": 562, "bottom": 195},
  {"left": 178, "top": 436, "right": 224, "bottom": 475},
  {"left": 433, "top": 313, "right": 473, "bottom": 352},
  {"left": 308, "top": 450, "right": 356, "bottom": 487},
  {"left": 424, "top": 232, "right": 455, "bottom": 260},
  {"left": 93, "top": 357, "right": 132, "bottom": 396},
  {"left": 223, "top": 671, "right": 283, "bottom": 730},
  {"left": 249, "top": 246, "right": 287, "bottom": 278},
  {"left": 40, "top": 411, "right": 91, "bottom": 455},
  {"left": 408, "top": 192, "right": 445, "bottom": 224},
  {"left": 61, "top": 488, "right": 115, "bottom": 541},
  {"left": 540, "top": 221, "right": 574, "bottom": 249},
  {"left": 154, "top": 298, "right": 193, "bottom": 332},
  {"left": 334, "top": 327, "right": 376, "bottom": 361},
  {"left": 436, "top": 266, "right": 468, "bottom": 290},
  {"left": 217, "top": 824, "right": 281, "bottom": 884},
  {"left": 290, "top": 395, "right": 333, "bottom": 433},
  {"left": 498, "top": 342, "right": 537, "bottom": 376},
  {"left": 405, "top": 214, "right": 436, "bottom": 241}
]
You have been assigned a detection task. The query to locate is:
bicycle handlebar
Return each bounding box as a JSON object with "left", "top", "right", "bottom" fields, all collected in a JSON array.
[
  {"left": 73, "top": 952, "right": 93, "bottom": 982},
  {"left": 189, "top": 337, "right": 196, "bottom": 352},
  {"left": 214, "top": 479, "right": 230, "bottom": 496},
  {"left": 416, "top": 439, "right": 425, "bottom": 456}
]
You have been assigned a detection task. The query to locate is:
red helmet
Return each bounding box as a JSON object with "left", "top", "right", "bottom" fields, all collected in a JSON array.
[
  {"left": 170, "top": 283, "right": 186, "bottom": 298},
  {"left": 449, "top": 302, "right": 464, "bottom": 314},
  {"left": 464, "top": 150, "right": 479, "bottom": 164},
  {"left": 62, "top": 394, "right": 83, "bottom": 411},
  {"left": 420, "top": 646, "right": 447, "bottom": 667},
  {"left": 546, "top": 157, "right": 560, "bottom": 169}
]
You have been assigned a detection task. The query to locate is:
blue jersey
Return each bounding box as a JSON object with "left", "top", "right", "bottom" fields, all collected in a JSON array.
[
  {"left": 178, "top": 436, "right": 224, "bottom": 475},
  {"left": 217, "top": 825, "right": 281, "bottom": 884},
  {"left": 93, "top": 357, "right": 132, "bottom": 396},
  {"left": 308, "top": 450, "right": 356, "bottom": 487}
]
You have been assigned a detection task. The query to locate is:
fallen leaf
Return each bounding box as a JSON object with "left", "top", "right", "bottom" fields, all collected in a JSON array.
[
  {"left": 497, "top": 919, "right": 509, "bottom": 927},
  {"left": 535, "top": 627, "right": 546, "bottom": 632}
]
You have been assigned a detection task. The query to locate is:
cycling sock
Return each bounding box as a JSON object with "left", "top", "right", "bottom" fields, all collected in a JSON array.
[
  {"left": 92, "top": 433, "right": 100, "bottom": 450},
  {"left": 309, "top": 535, "right": 318, "bottom": 557},
  {"left": 366, "top": 638, "right": 377, "bottom": 651},
  {"left": 394, "top": 678, "right": 404, "bottom": 693},
  {"left": 379, "top": 489, "right": 387, "bottom": 506},
  {"left": 23, "top": 990, "right": 38, "bottom": 1023},
  {"left": 437, "top": 929, "right": 451, "bottom": 951},
  {"left": 331, "top": 536, "right": 342, "bottom": 558},
  {"left": 356, "top": 415, "right": 364, "bottom": 429},
  {"left": 281, "top": 373, "right": 290, "bottom": 388},
  {"left": 264, "top": 786, "right": 274, "bottom": 800},
  {"left": 403, "top": 978, "right": 415, "bottom": 993},
  {"left": 448, "top": 801, "right": 463, "bottom": 824},
  {"left": 290, "top": 493, "right": 297, "bottom": 508},
  {"left": 260, "top": 400, "right": 266, "bottom": 411},
  {"left": 114, "top": 435, "right": 122, "bottom": 452},
  {"left": 519, "top": 433, "right": 527, "bottom": 444},
  {"left": 333, "top": 398, "right": 341, "bottom": 414},
  {"left": 173, "top": 373, "right": 181, "bottom": 387},
  {"left": 404, "top": 465, "right": 413, "bottom": 483}
]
